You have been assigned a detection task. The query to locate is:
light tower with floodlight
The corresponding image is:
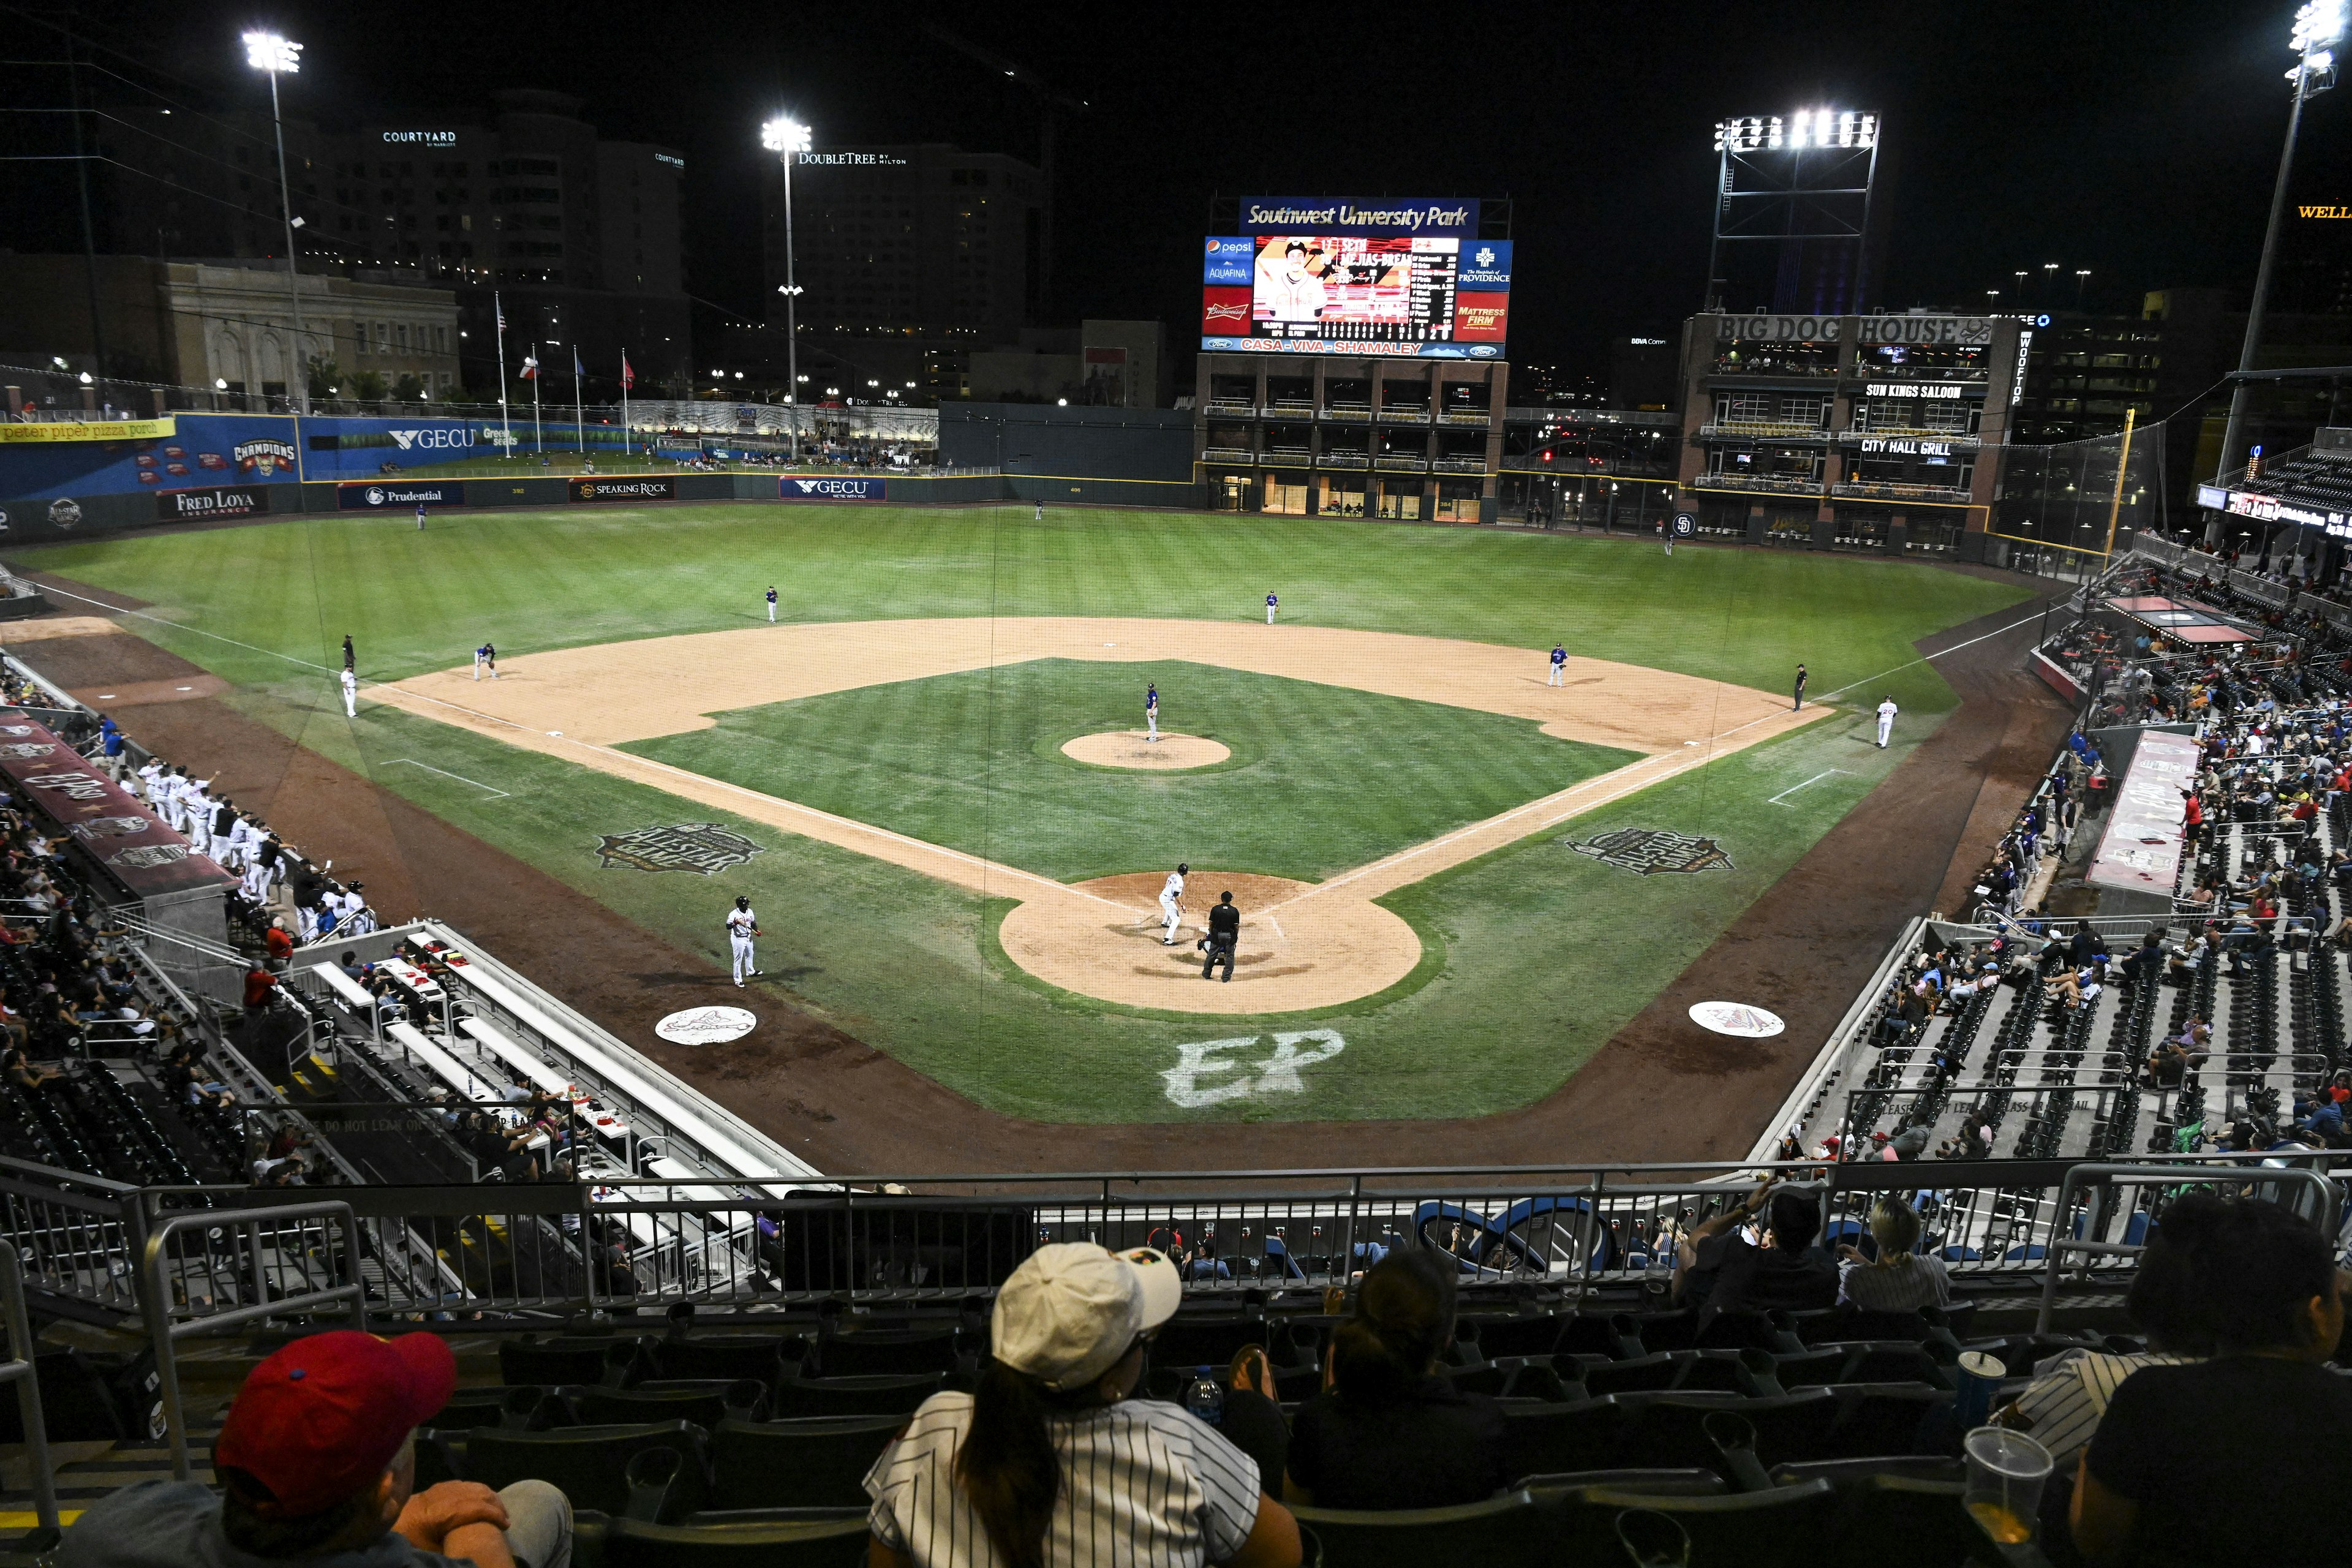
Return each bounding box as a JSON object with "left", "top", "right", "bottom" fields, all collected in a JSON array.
[
  {"left": 243, "top": 30, "right": 309, "bottom": 415},
  {"left": 1703, "top": 109, "right": 1882, "bottom": 314},
  {"left": 2215, "top": 0, "right": 2346, "bottom": 495},
  {"left": 761, "top": 115, "right": 812, "bottom": 462}
]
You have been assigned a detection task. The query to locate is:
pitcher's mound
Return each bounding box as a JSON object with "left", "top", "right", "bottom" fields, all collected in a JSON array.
[{"left": 1061, "top": 730, "right": 1231, "bottom": 771}]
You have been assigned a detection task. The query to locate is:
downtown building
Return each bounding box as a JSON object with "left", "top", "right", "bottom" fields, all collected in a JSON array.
[{"left": 84, "top": 90, "right": 690, "bottom": 398}]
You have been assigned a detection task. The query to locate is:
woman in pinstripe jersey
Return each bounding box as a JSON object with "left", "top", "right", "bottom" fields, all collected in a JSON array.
[{"left": 865, "top": 1243, "right": 1302, "bottom": 1568}]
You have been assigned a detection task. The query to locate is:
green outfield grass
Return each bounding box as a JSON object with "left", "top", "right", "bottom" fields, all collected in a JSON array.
[
  {"left": 621, "top": 660, "right": 1635, "bottom": 883},
  {"left": 7, "top": 506, "right": 2036, "bottom": 1121}
]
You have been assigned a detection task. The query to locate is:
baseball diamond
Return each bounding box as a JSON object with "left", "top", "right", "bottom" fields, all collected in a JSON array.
[{"left": 6, "top": 502, "right": 2037, "bottom": 1134}]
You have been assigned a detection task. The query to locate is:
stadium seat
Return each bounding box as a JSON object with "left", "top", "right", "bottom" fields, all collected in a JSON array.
[
  {"left": 707, "top": 1416, "right": 905, "bottom": 1510},
  {"left": 1822, "top": 1383, "right": 1952, "bottom": 1458},
  {"left": 1540, "top": 1479, "right": 1840, "bottom": 1568},
  {"left": 771, "top": 1371, "right": 946, "bottom": 1419},
  {"left": 1467, "top": 1313, "right": 1564, "bottom": 1359},
  {"left": 1614, "top": 1390, "right": 1839, "bottom": 1471},
  {"left": 500, "top": 1336, "right": 643, "bottom": 1389},
  {"left": 1500, "top": 1398, "right": 1625, "bottom": 1480},
  {"left": 570, "top": 1507, "right": 870, "bottom": 1568},
  {"left": 459, "top": 1420, "right": 709, "bottom": 1517},
  {"left": 431, "top": 1385, "right": 549, "bottom": 1431},
  {"left": 1819, "top": 1474, "right": 1978, "bottom": 1567},
  {"left": 810, "top": 1328, "right": 963, "bottom": 1378},
  {"left": 562, "top": 1379, "right": 767, "bottom": 1429},
  {"left": 1290, "top": 1488, "right": 1548, "bottom": 1568},
  {"left": 1148, "top": 1314, "right": 1270, "bottom": 1370},
  {"left": 1516, "top": 1468, "right": 1726, "bottom": 1498},
  {"left": 654, "top": 1335, "right": 807, "bottom": 1384},
  {"left": 1572, "top": 1351, "right": 1679, "bottom": 1396}
]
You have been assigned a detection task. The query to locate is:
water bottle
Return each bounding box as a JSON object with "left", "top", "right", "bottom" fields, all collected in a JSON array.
[{"left": 1184, "top": 1367, "right": 1224, "bottom": 1428}]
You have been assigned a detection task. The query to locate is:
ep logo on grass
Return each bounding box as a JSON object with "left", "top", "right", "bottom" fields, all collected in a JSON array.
[{"left": 1161, "top": 1030, "right": 1345, "bottom": 1108}]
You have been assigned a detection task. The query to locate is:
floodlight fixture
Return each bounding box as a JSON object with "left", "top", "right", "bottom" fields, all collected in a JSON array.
[
  {"left": 760, "top": 116, "right": 812, "bottom": 154},
  {"left": 243, "top": 31, "right": 301, "bottom": 72},
  {"left": 1712, "top": 109, "right": 1877, "bottom": 153}
]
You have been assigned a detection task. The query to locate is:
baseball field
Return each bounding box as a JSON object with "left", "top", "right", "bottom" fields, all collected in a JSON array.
[{"left": 5, "top": 503, "right": 2038, "bottom": 1140}]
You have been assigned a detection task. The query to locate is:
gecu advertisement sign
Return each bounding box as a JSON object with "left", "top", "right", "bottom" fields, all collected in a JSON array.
[{"left": 778, "top": 475, "right": 886, "bottom": 502}]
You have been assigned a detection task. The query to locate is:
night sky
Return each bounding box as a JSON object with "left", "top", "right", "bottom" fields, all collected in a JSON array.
[{"left": 21, "top": 0, "right": 2352, "bottom": 380}]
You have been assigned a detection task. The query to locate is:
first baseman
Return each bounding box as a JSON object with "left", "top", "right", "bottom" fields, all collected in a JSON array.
[
  {"left": 725, "top": 894, "right": 762, "bottom": 986},
  {"left": 1876, "top": 696, "right": 1899, "bottom": 748},
  {"left": 1145, "top": 682, "right": 1160, "bottom": 742},
  {"left": 1265, "top": 591, "right": 1279, "bottom": 625},
  {"left": 1158, "top": 861, "right": 1189, "bottom": 945},
  {"left": 1548, "top": 643, "right": 1567, "bottom": 686},
  {"left": 338, "top": 666, "right": 358, "bottom": 718}
]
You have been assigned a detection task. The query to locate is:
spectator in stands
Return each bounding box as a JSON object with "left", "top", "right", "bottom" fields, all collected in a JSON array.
[
  {"left": 1673, "top": 1181, "right": 1838, "bottom": 1314},
  {"left": 2071, "top": 1197, "right": 2351, "bottom": 1567},
  {"left": 1834, "top": 1196, "right": 1951, "bottom": 1311},
  {"left": 56, "top": 1329, "right": 570, "bottom": 1568},
  {"left": 2, "top": 1044, "right": 62, "bottom": 1093},
  {"left": 263, "top": 917, "right": 293, "bottom": 968},
  {"left": 1219, "top": 1347, "right": 1289, "bottom": 1506},
  {"left": 866, "top": 1242, "right": 1297, "bottom": 1568},
  {"left": 1284, "top": 1246, "right": 1507, "bottom": 1511},
  {"left": 241, "top": 961, "right": 279, "bottom": 1012}
]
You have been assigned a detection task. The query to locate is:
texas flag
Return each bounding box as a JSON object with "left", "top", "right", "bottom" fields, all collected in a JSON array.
[
  {"left": 573, "top": 347, "right": 584, "bottom": 377},
  {"left": 620, "top": 353, "right": 634, "bottom": 391},
  {"left": 520, "top": 350, "right": 539, "bottom": 380}
]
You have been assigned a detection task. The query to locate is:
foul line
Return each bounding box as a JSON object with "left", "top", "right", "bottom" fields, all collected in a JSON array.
[
  {"left": 382, "top": 758, "right": 512, "bottom": 798},
  {"left": 1815, "top": 603, "right": 2057, "bottom": 704},
  {"left": 1767, "top": 768, "right": 1845, "bottom": 806}
]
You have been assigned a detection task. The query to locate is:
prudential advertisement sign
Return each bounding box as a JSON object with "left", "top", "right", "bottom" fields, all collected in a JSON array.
[{"left": 779, "top": 475, "right": 886, "bottom": 502}]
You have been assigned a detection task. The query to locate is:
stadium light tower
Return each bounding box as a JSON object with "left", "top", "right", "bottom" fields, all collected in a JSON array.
[
  {"left": 761, "top": 115, "right": 812, "bottom": 462},
  {"left": 243, "top": 30, "right": 309, "bottom": 415},
  {"left": 2216, "top": 0, "right": 2346, "bottom": 489}
]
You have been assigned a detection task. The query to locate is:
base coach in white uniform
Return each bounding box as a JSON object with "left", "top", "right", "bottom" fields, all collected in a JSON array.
[{"left": 725, "top": 894, "right": 761, "bottom": 986}]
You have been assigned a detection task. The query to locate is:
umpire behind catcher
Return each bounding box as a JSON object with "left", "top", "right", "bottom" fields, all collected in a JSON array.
[{"left": 1202, "top": 890, "right": 1241, "bottom": 981}]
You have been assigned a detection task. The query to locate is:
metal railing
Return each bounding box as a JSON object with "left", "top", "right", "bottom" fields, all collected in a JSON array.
[
  {"left": 140, "top": 1200, "right": 369, "bottom": 1479},
  {"left": 1373, "top": 454, "right": 1430, "bottom": 472},
  {"left": 1317, "top": 452, "right": 1371, "bottom": 469},
  {"left": 1695, "top": 421, "right": 1830, "bottom": 441},
  {"left": 1698, "top": 473, "right": 1822, "bottom": 495},
  {"left": 0, "top": 1246, "right": 58, "bottom": 1532},
  {"left": 2034, "top": 1162, "right": 2340, "bottom": 1332},
  {"left": 1831, "top": 481, "right": 1975, "bottom": 503}
]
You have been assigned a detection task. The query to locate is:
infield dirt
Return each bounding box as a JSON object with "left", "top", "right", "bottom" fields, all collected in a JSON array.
[{"left": 369, "top": 617, "right": 1825, "bottom": 1013}]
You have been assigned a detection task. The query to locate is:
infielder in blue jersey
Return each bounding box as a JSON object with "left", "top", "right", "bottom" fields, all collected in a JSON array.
[
  {"left": 766, "top": 586, "right": 778, "bottom": 622},
  {"left": 1145, "top": 682, "right": 1159, "bottom": 742},
  {"left": 1265, "top": 591, "right": 1279, "bottom": 625},
  {"left": 1548, "top": 643, "right": 1567, "bottom": 686}
]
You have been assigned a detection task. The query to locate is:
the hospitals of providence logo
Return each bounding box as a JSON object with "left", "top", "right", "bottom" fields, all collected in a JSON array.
[
  {"left": 595, "top": 823, "right": 764, "bottom": 875},
  {"left": 1562, "top": 827, "right": 1734, "bottom": 876}
]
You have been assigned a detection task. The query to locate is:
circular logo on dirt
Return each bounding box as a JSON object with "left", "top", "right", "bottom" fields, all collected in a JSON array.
[
  {"left": 1687, "top": 1001, "right": 1784, "bottom": 1038},
  {"left": 656, "top": 1005, "right": 757, "bottom": 1046}
]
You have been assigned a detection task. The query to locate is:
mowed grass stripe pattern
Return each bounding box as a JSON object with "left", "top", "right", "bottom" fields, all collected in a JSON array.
[
  {"left": 13, "top": 507, "right": 2030, "bottom": 718},
  {"left": 622, "top": 660, "right": 1636, "bottom": 884}
]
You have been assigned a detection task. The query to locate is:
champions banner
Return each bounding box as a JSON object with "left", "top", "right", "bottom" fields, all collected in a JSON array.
[{"left": 0, "top": 710, "right": 238, "bottom": 897}]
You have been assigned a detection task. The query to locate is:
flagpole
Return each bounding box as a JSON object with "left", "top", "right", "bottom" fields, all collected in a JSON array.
[
  {"left": 573, "top": 351, "right": 583, "bottom": 462},
  {"left": 621, "top": 349, "right": 631, "bottom": 458},
  {"left": 532, "top": 341, "right": 542, "bottom": 455},
  {"left": 494, "top": 292, "right": 511, "bottom": 455}
]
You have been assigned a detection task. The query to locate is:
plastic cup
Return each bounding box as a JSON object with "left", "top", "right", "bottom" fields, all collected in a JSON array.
[
  {"left": 1953, "top": 1349, "right": 2006, "bottom": 1430},
  {"left": 1964, "top": 1426, "right": 2054, "bottom": 1545}
]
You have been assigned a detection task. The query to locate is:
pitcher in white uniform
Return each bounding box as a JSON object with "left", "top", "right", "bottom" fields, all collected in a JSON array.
[{"left": 1876, "top": 696, "right": 1899, "bottom": 748}]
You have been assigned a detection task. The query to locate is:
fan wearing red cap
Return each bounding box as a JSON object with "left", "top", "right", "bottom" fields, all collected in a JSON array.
[{"left": 56, "top": 1331, "right": 573, "bottom": 1568}]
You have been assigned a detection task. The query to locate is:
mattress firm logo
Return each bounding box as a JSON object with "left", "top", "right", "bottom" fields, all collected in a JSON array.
[
  {"left": 1561, "top": 827, "right": 1735, "bottom": 876},
  {"left": 594, "top": 823, "right": 764, "bottom": 875}
]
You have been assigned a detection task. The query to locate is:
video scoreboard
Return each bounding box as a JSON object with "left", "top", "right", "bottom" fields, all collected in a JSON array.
[{"left": 1200, "top": 197, "right": 1509, "bottom": 360}]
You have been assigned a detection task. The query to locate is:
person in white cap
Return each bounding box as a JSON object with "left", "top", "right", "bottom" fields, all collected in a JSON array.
[{"left": 864, "top": 1242, "right": 1300, "bottom": 1568}]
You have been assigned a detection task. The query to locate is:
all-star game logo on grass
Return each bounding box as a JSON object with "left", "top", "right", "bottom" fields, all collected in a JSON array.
[
  {"left": 594, "top": 822, "right": 765, "bottom": 875},
  {"left": 1562, "top": 827, "right": 1735, "bottom": 876}
]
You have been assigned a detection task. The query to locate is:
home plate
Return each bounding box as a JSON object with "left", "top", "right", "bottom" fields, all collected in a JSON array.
[{"left": 1688, "top": 1001, "right": 1784, "bottom": 1038}]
